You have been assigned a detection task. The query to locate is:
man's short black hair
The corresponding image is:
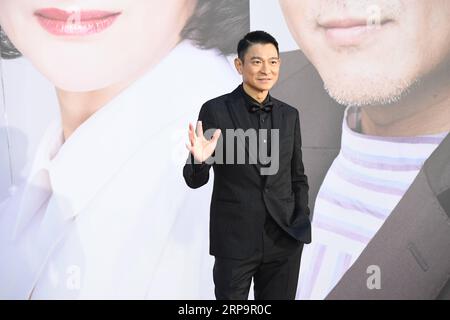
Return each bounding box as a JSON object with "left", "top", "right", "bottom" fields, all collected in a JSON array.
[{"left": 237, "top": 30, "right": 279, "bottom": 61}]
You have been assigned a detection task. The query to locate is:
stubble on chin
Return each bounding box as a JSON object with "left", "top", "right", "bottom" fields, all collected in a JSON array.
[{"left": 322, "top": 72, "right": 418, "bottom": 108}]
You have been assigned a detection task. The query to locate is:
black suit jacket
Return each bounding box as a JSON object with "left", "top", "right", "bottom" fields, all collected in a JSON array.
[{"left": 183, "top": 86, "right": 311, "bottom": 259}]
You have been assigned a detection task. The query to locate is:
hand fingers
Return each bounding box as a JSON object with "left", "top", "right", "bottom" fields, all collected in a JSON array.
[
  {"left": 185, "top": 143, "right": 192, "bottom": 152},
  {"left": 211, "top": 129, "right": 221, "bottom": 143},
  {"left": 188, "top": 123, "right": 195, "bottom": 145},
  {"left": 196, "top": 121, "right": 204, "bottom": 138}
]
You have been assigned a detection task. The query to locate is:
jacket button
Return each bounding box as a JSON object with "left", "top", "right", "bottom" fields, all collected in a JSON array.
[{"left": 264, "top": 187, "right": 269, "bottom": 193}]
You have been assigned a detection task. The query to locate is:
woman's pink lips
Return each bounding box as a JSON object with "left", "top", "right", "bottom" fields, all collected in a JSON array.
[{"left": 34, "top": 8, "right": 121, "bottom": 36}]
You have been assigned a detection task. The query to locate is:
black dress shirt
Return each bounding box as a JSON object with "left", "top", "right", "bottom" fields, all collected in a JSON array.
[{"left": 239, "top": 84, "right": 273, "bottom": 165}]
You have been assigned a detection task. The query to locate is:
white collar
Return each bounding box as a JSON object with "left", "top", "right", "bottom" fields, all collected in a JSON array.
[{"left": 13, "top": 40, "right": 238, "bottom": 238}]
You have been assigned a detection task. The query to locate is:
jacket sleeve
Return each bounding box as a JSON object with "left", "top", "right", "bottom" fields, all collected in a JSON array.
[
  {"left": 183, "top": 102, "right": 216, "bottom": 189},
  {"left": 291, "top": 109, "right": 310, "bottom": 217}
]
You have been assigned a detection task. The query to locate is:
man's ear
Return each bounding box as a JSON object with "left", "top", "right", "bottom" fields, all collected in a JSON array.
[{"left": 234, "top": 57, "right": 243, "bottom": 75}]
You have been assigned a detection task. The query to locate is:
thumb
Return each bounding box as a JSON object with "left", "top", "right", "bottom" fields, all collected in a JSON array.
[{"left": 211, "top": 129, "right": 221, "bottom": 142}]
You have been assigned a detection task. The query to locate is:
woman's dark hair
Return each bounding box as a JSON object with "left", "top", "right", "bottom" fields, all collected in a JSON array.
[
  {"left": 0, "top": 26, "right": 21, "bottom": 59},
  {"left": 1, "top": 0, "right": 249, "bottom": 59},
  {"left": 181, "top": 0, "right": 250, "bottom": 56}
]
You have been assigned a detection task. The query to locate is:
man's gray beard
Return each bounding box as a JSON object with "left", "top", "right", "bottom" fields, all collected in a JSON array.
[{"left": 323, "top": 77, "right": 419, "bottom": 108}]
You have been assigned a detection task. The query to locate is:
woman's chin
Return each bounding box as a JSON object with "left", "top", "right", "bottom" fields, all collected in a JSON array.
[
  {"left": 47, "top": 73, "right": 119, "bottom": 93},
  {"left": 53, "top": 81, "right": 109, "bottom": 93}
]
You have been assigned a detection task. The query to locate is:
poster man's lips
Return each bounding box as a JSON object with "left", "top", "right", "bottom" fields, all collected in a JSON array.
[
  {"left": 319, "top": 18, "right": 371, "bottom": 29},
  {"left": 318, "top": 17, "right": 392, "bottom": 47}
]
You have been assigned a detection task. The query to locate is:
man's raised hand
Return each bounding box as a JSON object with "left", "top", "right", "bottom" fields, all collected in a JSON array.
[{"left": 186, "top": 121, "right": 221, "bottom": 163}]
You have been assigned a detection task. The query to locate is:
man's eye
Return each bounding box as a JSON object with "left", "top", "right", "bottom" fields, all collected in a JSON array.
[{"left": 253, "top": 60, "right": 261, "bottom": 65}]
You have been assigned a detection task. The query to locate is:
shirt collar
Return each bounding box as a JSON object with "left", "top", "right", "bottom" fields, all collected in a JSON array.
[
  {"left": 342, "top": 106, "right": 448, "bottom": 160},
  {"left": 11, "top": 122, "right": 63, "bottom": 239},
  {"left": 13, "top": 40, "right": 240, "bottom": 236},
  {"left": 239, "top": 84, "right": 272, "bottom": 112}
]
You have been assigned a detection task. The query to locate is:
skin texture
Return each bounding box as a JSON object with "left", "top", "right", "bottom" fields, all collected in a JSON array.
[
  {"left": 280, "top": 0, "right": 450, "bottom": 136},
  {"left": 234, "top": 43, "right": 280, "bottom": 103},
  {"left": 0, "top": 0, "right": 197, "bottom": 139}
]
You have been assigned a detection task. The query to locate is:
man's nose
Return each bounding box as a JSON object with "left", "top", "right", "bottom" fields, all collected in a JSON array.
[{"left": 260, "top": 62, "right": 271, "bottom": 74}]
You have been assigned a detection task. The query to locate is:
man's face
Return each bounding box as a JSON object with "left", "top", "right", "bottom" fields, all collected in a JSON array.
[
  {"left": 0, "top": 0, "right": 196, "bottom": 92},
  {"left": 235, "top": 43, "right": 280, "bottom": 93},
  {"left": 279, "top": 0, "right": 450, "bottom": 107}
]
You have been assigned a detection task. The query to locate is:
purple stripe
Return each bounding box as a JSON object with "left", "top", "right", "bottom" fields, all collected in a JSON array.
[
  {"left": 314, "top": 220, "right": 371, "bottom": 243},
  {"left": 299, "top": 244, "right": 326, "bottom": 299},
  {"left": 333, "top": 166, "right": 406, "bottom": 196},
  {"left": 341, "top": 148, "right": 423, "bottom": 171},
  {"left": 314, "top": 212, "right": 375, "bottom": 239},
  {"left": 331, "top": 253, "right": 353, "bottom": 292},
  {"left": 319, "top": 191, "right": 387, "bottom": 220},
  {"left": 343, "top": 255, "right": 352, "bottom": 272}
]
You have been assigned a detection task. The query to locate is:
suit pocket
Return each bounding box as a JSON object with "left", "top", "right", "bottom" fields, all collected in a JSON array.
[
  {"left": 211, "top": 201, "right": 246, "bottom": 228},
  {"left": 278, "top": 134, "right": 294, "bottom": 156},
  {"left": 281, "top": 133, "right": 294, "bottom": 140},
  {"left": 277, "top": 134, "right": 293, "bottom": 146},
  {"left": 210, "top": 201, "right": 247, "bottom": 243},
  {"left": 209, "top": 201, "right": 252, "bottom": 259},
  {"left": 214, "top": 198, "right": 241, "bottom": 204}
]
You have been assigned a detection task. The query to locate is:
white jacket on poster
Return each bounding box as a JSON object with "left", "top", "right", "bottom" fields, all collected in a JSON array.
[{"left": 0, "top": 41, "right": 240, "bottom": 299}]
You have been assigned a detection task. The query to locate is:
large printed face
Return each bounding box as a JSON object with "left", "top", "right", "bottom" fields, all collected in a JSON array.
[
  {"left": 0, "top": 0, "right": 197, "bottom": 92},
  {"left": 279, "top": 0, "right": 450, "bottom": 107}
]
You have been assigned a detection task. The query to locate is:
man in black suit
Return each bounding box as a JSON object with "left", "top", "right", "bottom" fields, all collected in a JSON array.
[{"left": 183, "top": 31, "right": 310, "bottom": 300}]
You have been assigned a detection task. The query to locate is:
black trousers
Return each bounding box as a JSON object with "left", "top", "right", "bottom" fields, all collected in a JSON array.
[{"left": 213, "top": 213, "right": 304, "bottom": 300}]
